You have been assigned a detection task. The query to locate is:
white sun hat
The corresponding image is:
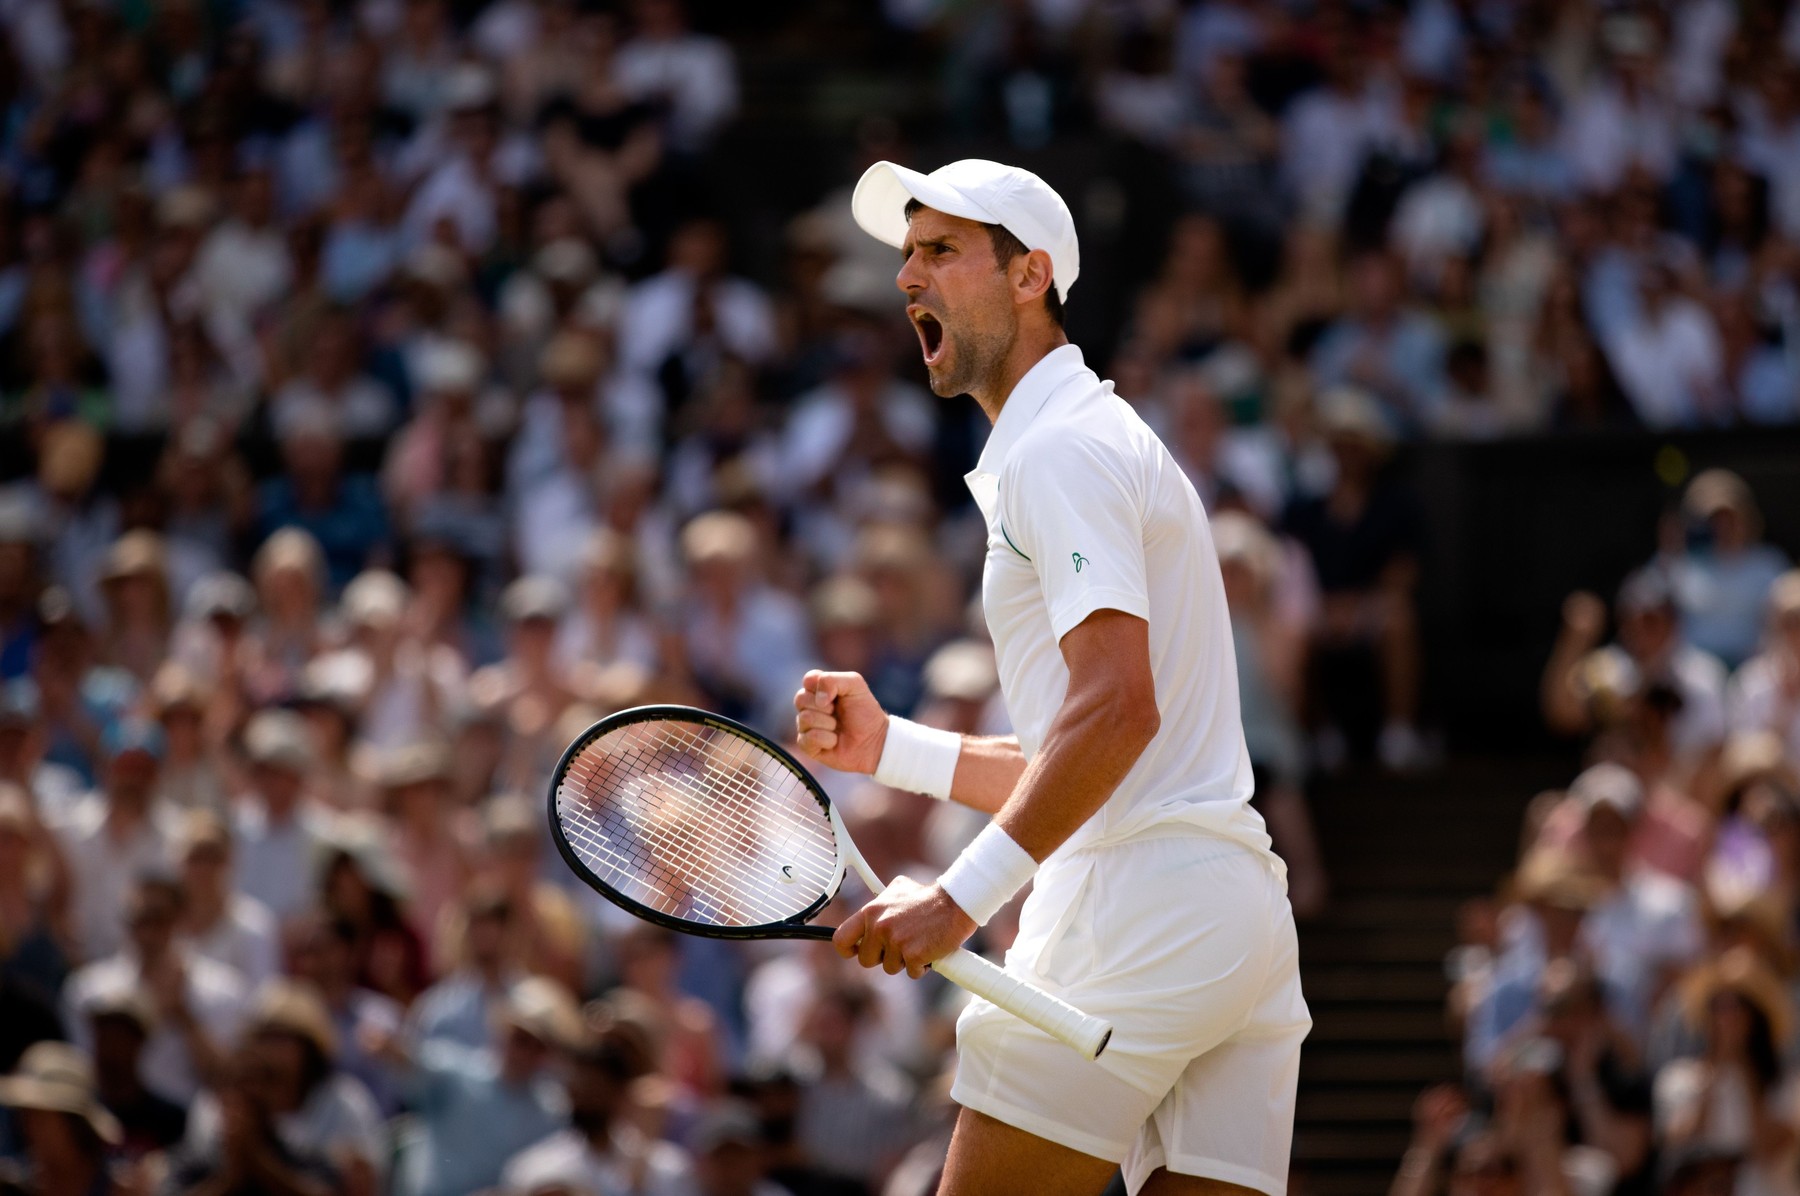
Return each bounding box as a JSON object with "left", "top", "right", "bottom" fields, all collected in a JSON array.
[{"left": 850, "top": 159, "right": 1080, "bottom": 302}]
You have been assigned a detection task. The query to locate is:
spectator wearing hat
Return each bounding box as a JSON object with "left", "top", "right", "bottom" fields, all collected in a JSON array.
[
  {"left": 82, "top": 981, "right": 187, "bottom": 1158},
  {"left": 0, "top": 1042, "right": 129, "bottom": 1196},
  {"left": 148, "top": 665, "right": 227, "bottom": 820},
  {"left": 171, "top": 980, "right": 384, "bottom": 1196},
  {"left": 1663, "top": 472, "right": 1791, "bottom": 669},
  {"left": 383, "top": 976, "right": 580, "bottom": 1196},
  {"left": 469, "top": 575, "right": 581, "bottom": 782},
  {"left": 247, "top": 532, "right": 328, "bottom": 700},
  {"left": 1280, "top": 386, "right": 1427, "bottom": 772},
  {"left": 167, "top": 572, "right": 257, "bottom": 702},
  {"left": 256, "top": 402, "right": 391, "bottom": 594},
  {"left": 319, "top": 570, "right": 464, "bottom": 754},
  {"left": 382, "top": 339, "right": 503, "bottom": 533},
  {"left": 1727, "top": 572, "right": 1800, "bottom": 764},
  {"left": 51, "top": 719, "right": 171, "bottom": 962},
  {"left": 467, "top": 795, "right": 586, "bottom": 996},
  {"left": 499, "top": 1030, "right": 695, "bottom": 1196},
  {"left": 65, "top": 874, "right": 248, "bottom": 1105},
  {"left": 1545, "top": 570, "right": 1730, "bottom": 769},
  {"left": 373, "top": 741, "right": 471, "bottom": 961},
  {"left": 93, "top": 532, "right": 172, "bottom": 687},
  {"left": 1561, "top": 765, "right": 1707, "bottom": 1043},
  {"left": 678, "top": 513, "right": 813, "bottom": 735},
  {"left": 0, "top": 783, "right": 71, "bottom": 1002},
  {"left": 1463, "top": 849, "right": 1607, "bottom": 1075},
  {"left": 174, "top": 812, "right": 279, "bottom": 990},
  {"left": 554, "top": 530, "right": 660, "bottom": 677},
  {"left": 233, "top": 710, "right": 333, "bottom": 924},
  {"left": 408, "top": 887, "right": 524, "bottom": 1053},
  {"left": 1654, "top": 947, "right": 1800, "bottom": 1189}
]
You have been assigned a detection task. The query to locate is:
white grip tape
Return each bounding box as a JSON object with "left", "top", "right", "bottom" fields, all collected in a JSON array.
[
  {"left": 872, "top": 717, "right": 961, "bottom": 800},
  {"left": 932, "top": 948, "right": 1113, "bottom": 1060}
]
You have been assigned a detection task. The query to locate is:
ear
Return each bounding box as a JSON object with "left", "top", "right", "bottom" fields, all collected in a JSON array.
[{"left": 1009, "top": 248, "right": 1056, "bottom": 312}]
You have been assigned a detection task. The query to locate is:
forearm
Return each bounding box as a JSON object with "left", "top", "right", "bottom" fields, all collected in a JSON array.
[
  {"left": 946, "top": 735, "right": 1026, "bottom": 815},
  {"left": 991, "top": 682, "right": 1157, "bottom": 861},
  {"left": 1390, "top": 1143, "right": 1446, "bottom": 1196}
]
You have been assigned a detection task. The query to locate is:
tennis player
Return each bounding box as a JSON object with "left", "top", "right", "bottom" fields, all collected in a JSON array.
[{"left": 792, "top": 160, "right": 1311, "bottom": 1196}]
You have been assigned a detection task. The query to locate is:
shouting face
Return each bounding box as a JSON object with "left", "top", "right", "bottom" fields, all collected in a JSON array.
[{"left": 896, "top": 207, "right": 1024, "bottom": 398}]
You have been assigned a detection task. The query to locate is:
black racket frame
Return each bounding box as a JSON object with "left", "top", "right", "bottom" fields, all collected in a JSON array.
[{"left": 548, "top": 704, "right": 843, "bottom": 942}]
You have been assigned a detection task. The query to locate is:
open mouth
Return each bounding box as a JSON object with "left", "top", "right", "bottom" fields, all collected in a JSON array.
[{"left": 910, "top": 308, "right": 946, "bottom": 366}]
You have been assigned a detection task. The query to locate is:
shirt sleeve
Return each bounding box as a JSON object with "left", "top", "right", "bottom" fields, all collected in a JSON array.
[{"left": 1002, "top": 432, "right": 1151, "bottom": 642}]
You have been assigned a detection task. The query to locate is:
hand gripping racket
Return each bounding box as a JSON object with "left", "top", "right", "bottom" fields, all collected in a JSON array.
[{"left": 547, "top": 705, "right": 1112, "bottom": 1059}]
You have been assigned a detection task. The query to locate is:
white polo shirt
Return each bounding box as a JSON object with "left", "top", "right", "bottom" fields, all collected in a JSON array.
[{"left": 964, "top": 345, "right": 1274, "bottom": 865}]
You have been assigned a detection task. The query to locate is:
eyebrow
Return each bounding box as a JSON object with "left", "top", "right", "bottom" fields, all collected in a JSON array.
[{"left": 901, "top": 235, "right": 953, "bottom": 260}]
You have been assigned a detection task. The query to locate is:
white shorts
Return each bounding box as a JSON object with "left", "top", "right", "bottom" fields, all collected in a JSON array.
[{"left": 950, "top": 828, "right": 1310, "bottom": 1196}]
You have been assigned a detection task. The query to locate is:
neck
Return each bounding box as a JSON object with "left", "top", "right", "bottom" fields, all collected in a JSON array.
[{"left": 971, "top": 326, "right": 1069, "bottom": 425}]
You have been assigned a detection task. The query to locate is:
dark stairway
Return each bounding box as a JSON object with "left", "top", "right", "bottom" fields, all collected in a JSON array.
[{"left": 1290, "top": 756, "right": 1572, "bottom": 1196}]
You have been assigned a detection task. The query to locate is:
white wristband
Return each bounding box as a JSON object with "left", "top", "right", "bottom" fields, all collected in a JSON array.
[
  {"left": 872, "top": 717, "right": 961, "bottom": 800},
  {"left": 937, "top": 823, "right": 1038, "bottom": 926}
]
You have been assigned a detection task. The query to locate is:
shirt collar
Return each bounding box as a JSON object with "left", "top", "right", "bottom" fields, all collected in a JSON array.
[{"left": 971, "top": 343, "right": 1089, "bottom": 478}]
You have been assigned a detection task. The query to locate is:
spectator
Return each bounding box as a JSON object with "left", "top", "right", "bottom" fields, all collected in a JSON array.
[
  {"left": 499, "top": 1030, "right": 695, "bottom": 1196},
  {"left": 789, "top": 981, "right": 912, "bottom": 1190},
  {"left": 82, "top": 985, "right": 187, "bottom": 1158},
  {"left": 64, "top": 874, "right": 247, "bottom": 1105},
  {"left": 1281, "top": 388, "right": 1426, "bottom": 771},
  {"left": 372, "top": 742, "right": 471, "bottom": 961},
  {"left": 255, "top": 406, "right": 390, "bottom": 593},
  {"left": 287, "top": 914, "right": 406, "bottom": 1119},
  {"left": 1664, "top": 471, "right": 1791, "bottom": 669},
  {"left": 690, "top": 1101, "right": 789, "bottom": 1196},
  {"left": 1727, "top": 572, "right": 1800, "bottom": 762},
  {"left": 232, "top": 709, "right": 332, "bottom": 924},
  {"left": 269, "top": 308, "right": 398, "bottom": 444},
  {"left": 678, "top": 512, "right": 813, "bottom": 734},
  {"left": 0, "top": 784, "right": 69, "bottom": 1002},
  {"left": 1214, "top": 511, "right": 1328, "bottom": 917},
  {"left": 174, "top": 811, "right": 280, "bottom": 990},
  {"left": 1543, "top": 572, "right": 1730, "bottom": 769},
  {"left": 1310, "top": 252, "right": 1448, "bottom": 431},
  {"left": 409, "top": 889, "right": 523, "bottom": 1053},
  {"left": 387, "top": 976, "right": 581, "bottom": 1196},
  {"left": 0, "top": 1042, "right": 130, "bottom": 1196},
  {"left": 171, "top": 980, "right": 385, "bottom": 1196},
  {"left": 53, "top": 719, "right": 170, "bottom": 962},
  {"left": 611, "top": 0, "right": 738, "bottom": 154},
  {"left": 1654, "top": 948, "right": 1800, "bottom": 1189}
]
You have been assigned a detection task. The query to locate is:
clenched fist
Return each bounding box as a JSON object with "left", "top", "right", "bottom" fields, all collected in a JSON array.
[{"left": 793, "top": 670, "right": 888, "bottom": 774}]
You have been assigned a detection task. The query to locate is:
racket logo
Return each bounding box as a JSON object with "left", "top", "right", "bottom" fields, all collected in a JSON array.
[{"left": 780, "top": 865, "right": 795, "bottom": 882}]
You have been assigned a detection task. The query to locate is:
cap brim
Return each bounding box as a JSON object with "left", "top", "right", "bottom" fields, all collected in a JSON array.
[
  {"left": 0, "top": 1079, "right": 122, "bottom": 1145},
  {"left": 851, "top": 161, "right": 1003, "bottom": 249}
]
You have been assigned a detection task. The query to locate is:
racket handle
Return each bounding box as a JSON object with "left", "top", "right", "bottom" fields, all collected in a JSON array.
[{"left": 932, "top": 948, "right": 1113, "bottom": 1060}]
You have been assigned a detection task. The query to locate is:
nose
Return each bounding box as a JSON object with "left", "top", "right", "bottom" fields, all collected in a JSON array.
[{"left": 895, "top": 247, "right": 924, "bottom": 296}]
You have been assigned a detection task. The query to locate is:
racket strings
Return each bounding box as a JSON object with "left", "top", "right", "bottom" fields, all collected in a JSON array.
[{"left": 556, "top": 719, "right": 841, "bottom": 927}]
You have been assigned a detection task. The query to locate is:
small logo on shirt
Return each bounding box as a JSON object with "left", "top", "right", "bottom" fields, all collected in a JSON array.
[{"left": 1071, "top": 552, "right": 1089, "bottom": 573}]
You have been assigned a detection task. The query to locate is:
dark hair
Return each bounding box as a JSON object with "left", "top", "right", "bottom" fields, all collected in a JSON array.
[{"left": 904, "top": 199, "right": 1065, "bottom": 327}]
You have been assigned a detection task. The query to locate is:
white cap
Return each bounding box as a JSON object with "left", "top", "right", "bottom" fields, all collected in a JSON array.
[{"left": 850, "top": 159, "right": 1080, "bottom": 303}]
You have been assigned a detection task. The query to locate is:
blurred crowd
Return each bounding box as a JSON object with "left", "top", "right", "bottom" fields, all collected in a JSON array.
[
  {"left": 0, "top": 0, "right": 1796, "bottom": 1193},
  {"left": 1393, "top": 468, "right": 1800, "bottom": 1196}
]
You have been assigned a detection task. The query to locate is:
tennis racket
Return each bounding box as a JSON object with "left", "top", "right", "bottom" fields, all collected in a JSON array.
[{"left": 547, "top": 704, "right": 1112, "bottom": 1059}]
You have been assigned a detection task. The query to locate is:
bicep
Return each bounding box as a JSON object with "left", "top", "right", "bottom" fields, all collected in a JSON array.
[{"left": 1058, "top": 609, "right": 1156, "bottom": 711}]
